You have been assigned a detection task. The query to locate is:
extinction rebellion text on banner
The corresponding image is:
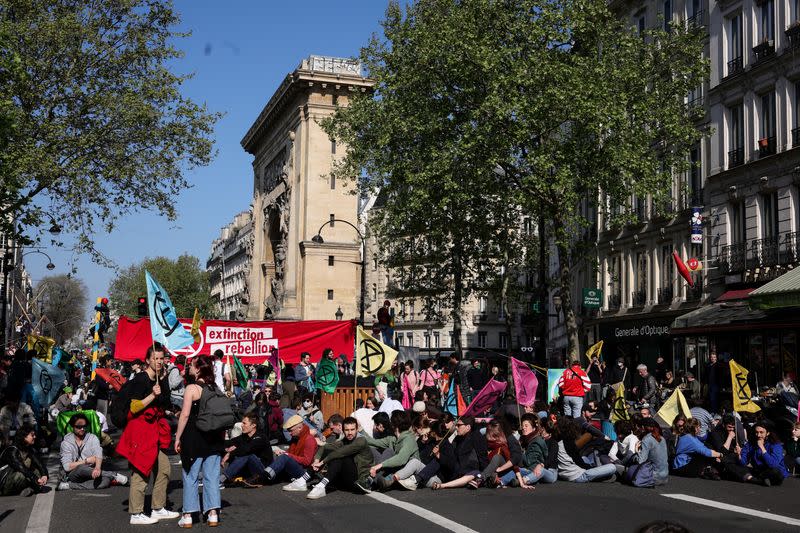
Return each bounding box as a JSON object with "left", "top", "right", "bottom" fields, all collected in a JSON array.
[
  {"left": 206, "top": 326, "right": 277, "bottom": 356},
  {"left": 614, "top": 325, "right": 671, "bottom": 338}
]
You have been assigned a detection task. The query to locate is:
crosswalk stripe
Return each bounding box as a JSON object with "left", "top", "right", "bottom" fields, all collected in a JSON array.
[{"left": 661, "top": 493, "right": 800, "bottom": 527}]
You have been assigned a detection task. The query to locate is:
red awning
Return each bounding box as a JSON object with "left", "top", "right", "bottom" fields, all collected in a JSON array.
[{"left": 715, "top": 288, "right": 755, "bottom": 302}]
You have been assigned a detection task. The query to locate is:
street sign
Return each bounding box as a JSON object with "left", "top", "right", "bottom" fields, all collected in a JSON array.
[{"left": 583, "top": 288, "right": 603, "bottom": 309}]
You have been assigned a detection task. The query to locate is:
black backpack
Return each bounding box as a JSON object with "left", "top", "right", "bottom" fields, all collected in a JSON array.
[
  {"left": 196, "top": 384, "right": 235, "bottom": 432},
  {"left": 109, "top": 380, "right": 134, "bottom": 429}
]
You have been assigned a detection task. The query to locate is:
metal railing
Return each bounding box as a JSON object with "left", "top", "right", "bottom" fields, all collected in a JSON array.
[
  {"left": 631, "top": 289, "right": 647, "bottom": 307},
  {"left": 720, "top": 242, "right": 747, "bottom": 274},
  {"left": 787, "top": 24, "right": 800, "bottom": 49},
  {"left": 792, "top": 127, "right": 800, "bottom": 148},
  {"left": 753, "top": 40, "right": 775, "bottom": 62},
  {"left": 758, "top": 136, "right": 776, "bottom": 158},
  {"left": 657, "top": 286, "right": 673, "bottom": 305},
  {"left": 686, "top": 10, "right": 706, "bottom": 29},
  {"left": 682, "top": 187, "right": 704, "bottom": 208},
  {"left": 726, "top": 56, "right": 744, "bottom": 77},
  {"left": 719, "top": 233, "right": 800, "bottom": 274},
  {"left": 749, "top": 236, "right": 780, "bottom": 268},
  {"left": 607, "top": 293, "right": 621, "bottom": 311},
  {"left": 728, "top": 147, "right": 744, "bottom": 168}
]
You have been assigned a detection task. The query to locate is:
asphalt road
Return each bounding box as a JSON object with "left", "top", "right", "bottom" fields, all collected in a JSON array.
[{"left": 3, "top": 450, "right": 799, "bottom": 533}]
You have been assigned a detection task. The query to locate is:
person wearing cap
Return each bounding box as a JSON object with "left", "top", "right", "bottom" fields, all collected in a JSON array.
[
  {"left": 58, "top": 413, "right": 128, "bottom": 491},
  {"left": 246, "top": 414, "right": 318, "bottom": 490},
  {"left": 52, "top": 386, "right": 74, "bottom": 414}
]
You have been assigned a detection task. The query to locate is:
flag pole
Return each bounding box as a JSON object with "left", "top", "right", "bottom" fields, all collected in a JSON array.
[{"left": 353, "top": 325, "right": 358, "bottom": 413}]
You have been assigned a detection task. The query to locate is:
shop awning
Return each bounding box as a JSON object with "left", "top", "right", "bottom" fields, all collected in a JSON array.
[
  {"left": 749, "top": 267, "right": 800, "bottom": 310},
  {"left": 670, "top": 303, "right": 768, "bottom": 334},
  {"left": 715, "top": 288, "right": 754, "bottom": 302}
]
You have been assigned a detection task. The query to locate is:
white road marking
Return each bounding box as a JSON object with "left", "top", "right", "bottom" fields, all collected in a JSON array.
[
  {"left": 367, "top": 491, "right": 480, "bottom": 533},
  {"left": 662, "top": 493, "right": 800, "bottom": 527},
  {"left": 25, "top": 452, "right": 62, "bottom": 533}
]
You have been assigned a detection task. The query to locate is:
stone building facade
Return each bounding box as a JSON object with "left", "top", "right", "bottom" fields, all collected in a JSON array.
[
  {"left": 207, "top": 210, "right": 253, "bottom": 320},
  {"left": 241, "top": 56, "right": 373, "bottom": 321}
]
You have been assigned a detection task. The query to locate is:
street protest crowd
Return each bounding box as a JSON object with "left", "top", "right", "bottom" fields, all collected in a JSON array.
[{"left": 0, "top": 337, "right": 798, "bottom": 528}]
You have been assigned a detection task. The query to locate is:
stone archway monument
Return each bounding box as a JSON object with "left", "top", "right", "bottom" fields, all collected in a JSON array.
[{"left": 241, "top": 56, "right": 373, "bottom": 321}]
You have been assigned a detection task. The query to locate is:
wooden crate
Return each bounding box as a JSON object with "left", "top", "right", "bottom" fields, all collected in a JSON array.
[{"left": 320, "top": 387, "right": 372, "bottom": 419}]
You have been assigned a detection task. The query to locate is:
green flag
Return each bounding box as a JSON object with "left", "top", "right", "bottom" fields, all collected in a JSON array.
[
  {"left": 57, "top": 410, "right": 101, "bottom": 438},
  {"left": 315, "top": 358, "right": 339, "bottom": 394},
  {"left": 232, "top": 354, "right": 249, "bottom": 391}
]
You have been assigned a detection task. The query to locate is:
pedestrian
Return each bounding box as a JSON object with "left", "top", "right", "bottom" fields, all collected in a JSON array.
[
  {"left": 557, "top": 361, "right": 591, "bottom": 418},
  {"left": 400, "top": 361, "right": 420, "bottom": 410},
  {"left": 175, "top": 355, "right": 226, "bottom": 528},
  {"left": 116, "top": 345, "right": 179, "bottom": 525}
]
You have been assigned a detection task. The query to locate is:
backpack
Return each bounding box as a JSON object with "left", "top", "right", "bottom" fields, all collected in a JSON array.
[
  {"left": 623, "top": 461, "right": 656, "bottom": 488},
  {"left": 196, "top": 384, "right": 235, "bottom": 432},
  {"left": 109, "top": 379, "right": 134, "bottom": 429}
]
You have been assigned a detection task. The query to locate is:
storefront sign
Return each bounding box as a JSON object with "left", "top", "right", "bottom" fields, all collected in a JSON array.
[
  {"left": 583, "top": 288, "right": 603, "bottom": 309},
  {"left": 614, "top": 324, "right": 671, "bottom": 338},
  {"left": 690, "top": 207, "right": 703, "bottom": 244}
]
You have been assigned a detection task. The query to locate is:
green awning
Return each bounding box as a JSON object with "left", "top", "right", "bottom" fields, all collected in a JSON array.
[{"left": 749, "top": 267, "right": 800, "bottom": 310}]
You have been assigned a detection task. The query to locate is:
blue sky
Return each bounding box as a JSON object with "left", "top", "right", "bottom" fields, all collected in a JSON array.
[{"left": 27, "top": 0, "right": 388, "bottom": 312}]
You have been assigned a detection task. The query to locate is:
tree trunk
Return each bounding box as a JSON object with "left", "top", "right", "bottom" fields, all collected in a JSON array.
[
  {"left": 452, "top": 247, "right": 463, "bottom": 357},
  {"left": 555, "top": 235, "right": 580, "bottom": 363}
]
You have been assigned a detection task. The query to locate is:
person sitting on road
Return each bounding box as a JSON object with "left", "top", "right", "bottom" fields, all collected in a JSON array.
[
  {"left": 247, "top": 414, "right": 318, "bottom": 490},
  {"left": 671, "top": 418, "right": 723, "bottom": 479},
  {"left": 371, "top": 411, "right": 393, "bottom": 440},
  {"left": 308, "top": 417, "right": 374, "bottom": 499},
  {"left": 498, "top": 413, "right": 554, "bottom": 488},
  {"left": 631, "top": 418, "right": 668, "bottom": 486},
  {"left": 0, "top": 393, "right": 37, "bottom": 446},
  {"left": 609, "top": 420, "right": 639, "bottom": 465},
  {"left": 364, "top": 410, "right": 420, "bottom": 491},
  {"left": 785, "top": 421, "right": 800, "bottom": 474},
  {"left": 51, "top": 387, "right": 74, "bottom": 415},
  {"left": 0, "top": 423, "right": 48, "bottom": 497},
  {"left": 688, "top": 400, "right": 714, "bottom": 440},
  {"left": 471, "top": 419, "right": 523, "bottom": 488},
  {"left": 323, "top": 414, "right": 344, "bottom": 444},
  {"left": 705, "top": 414, "right": 759, "bottom": 484},
  {"left": 298, "top": 394, "right": 324, "bottom": 432},
  {"left": 389, "top": 418, "right": 437, "bottom": 490},
  {"left": 220, "top": 413, "right": 273, "bottom": 487},
  {"left": 431, "top": 416, "right": 488, "bottom": 490},
  {"left": 555, "top": 417, "right": 618, "bottom": 482},
  {"left": 58, "top": 413, "right": 127, "bottom": 491},
  {"left": 737, "top": 421, "right": 789, "bottom": 486}
]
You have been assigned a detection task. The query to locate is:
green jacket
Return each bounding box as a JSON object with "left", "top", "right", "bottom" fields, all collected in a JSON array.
[
  {"left": 317, "top": 436, "right": 374, "bottom": 484},
  {"left": 365, "top": 430, "right": 419, "bottom": 470},
  {"left": 522, "top": 436, "right": 548, "bottom": 468}
]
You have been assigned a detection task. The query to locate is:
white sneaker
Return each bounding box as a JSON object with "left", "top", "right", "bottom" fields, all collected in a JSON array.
[
  {"left": 151, "top": 507, "right": 180, "bottom": 520},
  {"left": 129, "top": 513, "right": 158, "bottom": 525},
  {"left": 307, "top": 484, "right": 326, "bottom": 499},
  {"left": 397, "top": 477, "right": 418, "bottom": 491},
  {"left": 57, "top": 481, "right": 71, "bottom": 491},
  {"left": 113, "top": 472, "right": 129, "bottom": 485},
  {"left": 282, "top": 477, "right": 308, "bottom": 491},
  {"left": 178, "top": 515, "right": 193, "bottom": 529}
]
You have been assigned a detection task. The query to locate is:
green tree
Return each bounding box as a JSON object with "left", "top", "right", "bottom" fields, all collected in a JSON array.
[
  {"left": 325, "top": 0, "right": 707, "bottom": 359},
  {"left": 34, "top": 274, "right": 88, "bottom": 345},
  {"left": 0, "top": 0, "right": 219, "bottom": 256},
  {"left": 108, "top": 255, "right": 211, "bottom": 319}
]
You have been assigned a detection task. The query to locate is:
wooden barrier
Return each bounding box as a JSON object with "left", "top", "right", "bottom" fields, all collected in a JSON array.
[{"left": 320, "top": 387, "right": 371, "bottom": 419}]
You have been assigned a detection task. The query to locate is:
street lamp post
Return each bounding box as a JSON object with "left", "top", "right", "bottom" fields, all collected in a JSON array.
[
  {"left": 0, "top": 248, "right": 55, "bottom": 350},
  {"left": 312, "top": 219, "right": 366, "bottom": 324}
]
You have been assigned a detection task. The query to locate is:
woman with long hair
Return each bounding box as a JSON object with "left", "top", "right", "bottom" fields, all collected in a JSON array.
[
  {"left": 556, "top": 418, "right": 617, "bottom": 482},
  {"left": 632, "top": 418, "right": 669, "bottom": 485},
  {"left": 400, "top": 361, "right": 420, "bottom": 410},
  {"left": 672, "top": 418, "right": 722, "bottom": 479},
  {"left": 470, "top": 420, "right": 518, "bottom": 488},
  {"left": 738, "top": 421, "right": 789, "bottom": 486},
  {"left": 175, "top": 356, "right": 226, "bottom": 528},
  {"left": 499, "top": 413, "right": 556, "bottom": 487}
]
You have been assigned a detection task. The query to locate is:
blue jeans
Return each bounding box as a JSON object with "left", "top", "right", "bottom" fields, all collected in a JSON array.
[
  {"left": 575, "top": 463, "right": 616, "bottom": 483},
  {"left": 182, "top": 455, "right": 221, "bottom": 514},
  {"left": 224, "top": 455, "right": 265, "bottom": 480},
  {"left": 500, "top": 467, "right": 558, "bottom": 486},
  {"left": 268, "top": 454, "right": 306, "bottom": 480},
  {"left": 563, "top": 395, "right": 584, "bottom": 418}
]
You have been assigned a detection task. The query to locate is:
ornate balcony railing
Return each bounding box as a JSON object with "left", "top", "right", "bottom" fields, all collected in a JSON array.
[
  {"left": 749, "top": 236, "right": 780, "bottom": 268},
  {"left": 728, "top": 147, "right": 744, "bottom": 168},
  {"left": 726, "top": 56, "right": 744, "bottom": 77},
  {"left": 793, "top": 127, "right": 800, "bottom": 148},
  {"left": 758, "top": 136, "right": 776, "bottom": 158},
  {"left": 786, "top": 23, "right": 800, "bottom": 49},
  {"left": 631, "top": 289, "right": 647, "bottom": 307},
  {"left": 720, "top": 242, "right": 747, "bottom": 274},
  {"left": 753, "top": 40, "right": 775, "bottom": 62},
  {"left": 687, "top": 10, "right": 706, "bottom": 29},
  {"left": 719, "top": 233, "right": 800, "bottom": 274}
]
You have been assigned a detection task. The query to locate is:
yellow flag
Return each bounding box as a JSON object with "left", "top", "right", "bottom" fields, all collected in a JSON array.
[
  {"left": 656, "top": 388, "right": 692, "bottom": 426},
  {"left": 27, "top": 335, "right": 56, "bottom": 362},
  {"left": 729, "top": 359, "right": 761, "bottom": 413},
  {"left": 355, "top": 325, "right": 398, "bottom": 377},
  {"left": 191, "top": 307, "right": 203, "bottom": 344},
  {"left": 610, "top": 383, "right": 630, "bottom": 423},
  {"left": 585, "top": 340, "right": 604, "bottom": 363}
]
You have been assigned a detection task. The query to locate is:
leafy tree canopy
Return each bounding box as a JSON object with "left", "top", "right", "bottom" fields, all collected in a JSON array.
[
  {"left": 108, "top": 254, "right": 211, "bottom": 320},
  {"left": 0, "top": 0, "right": 220, "bottom": 258},
  {"left": 34, "top": 274, "right": 88, "bottom": 346}
]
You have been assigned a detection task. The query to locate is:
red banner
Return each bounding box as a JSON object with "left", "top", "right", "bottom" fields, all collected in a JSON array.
[{"left": 114, "top": 316, "right": 355, "bottom": 364}]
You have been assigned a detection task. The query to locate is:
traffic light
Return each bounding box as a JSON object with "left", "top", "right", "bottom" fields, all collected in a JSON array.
[{"left": 137, "top": 296, "right": 147, "bottom": 317}]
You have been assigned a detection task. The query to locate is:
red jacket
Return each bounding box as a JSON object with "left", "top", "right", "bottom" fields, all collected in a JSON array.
[
  {"left": 557, "top": 365, "right": 591, "bottom": 397},
  {"left": 116, "top": 407, "right": 171, "bottom": 476},
  {"left": 286, "top": 424, "right": 317, "bottom": 467}
]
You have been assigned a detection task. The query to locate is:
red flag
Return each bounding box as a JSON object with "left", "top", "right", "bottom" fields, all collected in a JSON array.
[
  {"left": 462, "top": 379, "right": 507, "bottom": 417},
  {"left": 511, "top": 357, "right": 538, "bottom": 406},
  {"left": 672, "top": 251, "right": 693, "bottom": 287},
  {"left": 456, "top": 385, "right": 467, "bottom": 416},
  {"left": 94, "top": 367, "right": 126, "bottom": 391}
]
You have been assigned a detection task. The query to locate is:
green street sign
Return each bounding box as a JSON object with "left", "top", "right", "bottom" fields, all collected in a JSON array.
[{"left": 583, "top": 288, "right": 602, "bottom": 308}]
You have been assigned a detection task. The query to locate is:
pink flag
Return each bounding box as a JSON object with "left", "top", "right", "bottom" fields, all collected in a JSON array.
[
  {"left": 511, "top": 357, "right": 538, "bottom": 406},
  {"left": 462, "top": 379, "right": 507, "bottom": 417},
  {"left": 265, "top": 347, "right": 282, "bottom": 383}
]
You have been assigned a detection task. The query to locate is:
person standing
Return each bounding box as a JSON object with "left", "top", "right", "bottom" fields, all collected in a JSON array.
[
  {"left": 557, "top": 361, "right": 591, "bottom": 418},
  {"left": 377, "top": 300, "right": 393, "bottom": 347},
  {"left": 116, "top": 345, "right": 179, "bottom": 525},
  {"left": 586, "top": 357, "right": 603, "bottom": 404},
  {"left": 706, "top": 352, "right": 723, "bottom": 414},
  {"left": 466, "top": 360, "right": 487, "bottom": 404},
  {"left": 400, "top": 361, "right": 420, "bottom": 411},
  {"left": 175, "top": 355, "right": 226, "bottom": 528},
  {"left": 294, "top": 352, "right": 316, "bottom": 394}
]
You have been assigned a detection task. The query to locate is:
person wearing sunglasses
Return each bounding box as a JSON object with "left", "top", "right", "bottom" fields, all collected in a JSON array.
[{"left": 58, "top": 413, "right": 128, "bottom": 491}]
